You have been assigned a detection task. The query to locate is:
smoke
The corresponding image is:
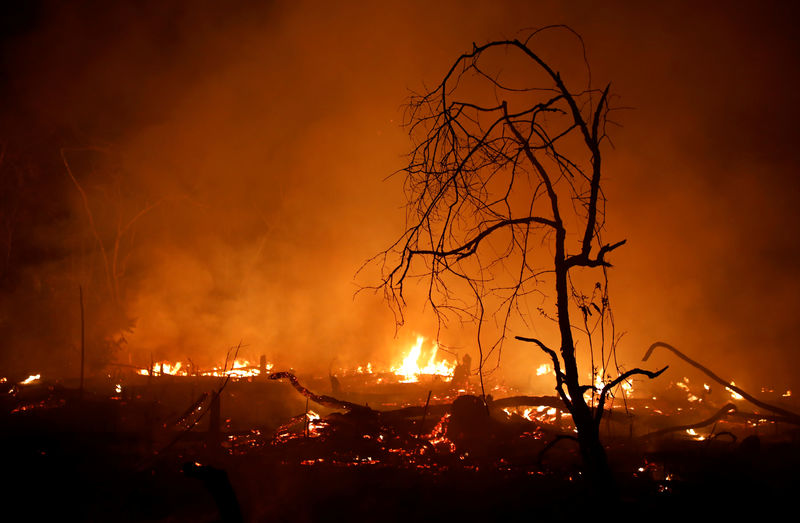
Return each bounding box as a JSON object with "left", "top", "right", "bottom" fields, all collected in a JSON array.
[{"left": 1, "top": 1, "right": 799, "bottom": 392}]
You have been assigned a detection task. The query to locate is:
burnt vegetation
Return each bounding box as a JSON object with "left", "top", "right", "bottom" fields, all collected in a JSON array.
[{"left": 2, "top": 25, "right": 800, "bottom": 522}]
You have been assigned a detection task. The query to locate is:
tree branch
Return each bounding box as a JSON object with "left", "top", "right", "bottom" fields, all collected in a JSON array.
[
  {"left": 643, "top": 342, "right": 800, "bottom": 423},
  {"left": 515, "top": 335, "right": 572, "bottom": 411},
  {"left": 595, "top": 365, "right": 668, "bottom": 422}
]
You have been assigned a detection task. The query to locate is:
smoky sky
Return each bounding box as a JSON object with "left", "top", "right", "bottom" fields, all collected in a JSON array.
[{"left": 1, "top": 0, "right": 799, "bottom": 392}]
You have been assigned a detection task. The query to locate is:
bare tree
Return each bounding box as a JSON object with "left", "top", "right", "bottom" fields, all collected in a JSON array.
[{"left": 367, "top": 27, "right": 665, "bottom": 487}]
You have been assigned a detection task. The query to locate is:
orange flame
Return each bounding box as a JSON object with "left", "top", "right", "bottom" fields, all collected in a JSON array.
[{"left": 391, "top": 336, "right": 455, "bottom": 383}]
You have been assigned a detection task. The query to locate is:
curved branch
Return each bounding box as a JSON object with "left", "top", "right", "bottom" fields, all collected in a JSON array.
[
  {"left": 643, "top": 342, "right": 800, "bottom": 423},
  {"left": 268, "top": 371, "right": 374, "bottom": 414},
  {"left": 641, "top": 403, "right": 738, "bottom": 440},
  {"left": 515, "top": 335, "right": 572, "bottom": 411},
  {"left": 410, "top": 216, "right": 557, "bottom": 260}
]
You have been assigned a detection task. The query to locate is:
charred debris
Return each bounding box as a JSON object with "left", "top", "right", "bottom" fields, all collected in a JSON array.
[{"left": 2, "top": 343, "right": 799, "bottom": 521}]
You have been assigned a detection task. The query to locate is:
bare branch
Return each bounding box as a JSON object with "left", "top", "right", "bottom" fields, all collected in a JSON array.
[
  {"left": 515, "top": 335, "right": 572, "bottom": 410},
  {"left": 595, "top": 365, "right": 668, "bottom": 421}
]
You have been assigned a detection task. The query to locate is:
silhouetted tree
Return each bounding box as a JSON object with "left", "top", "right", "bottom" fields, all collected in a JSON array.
[{"left": 370, "top": 27, "right": 665, "bottom": 489}]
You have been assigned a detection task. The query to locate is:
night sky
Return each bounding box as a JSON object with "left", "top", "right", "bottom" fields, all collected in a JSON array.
[{"left": 2, "top": 1, "right": 799, "bottom": 392}]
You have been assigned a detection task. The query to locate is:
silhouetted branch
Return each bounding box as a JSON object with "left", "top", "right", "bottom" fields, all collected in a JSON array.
[
  {"left": 595, "top": 365, "right": 668, "bottom": 422},
  {"left": 269, "top": 371, "right": 374, "bottom": 414},
  {"left": 641, "top": 403, "right": 738, "bottom": 440},
  {"left": 515, "top": 336, "right": 572, "bottom": 410},
  {"left": 643, "top": 342, "right": 800, "bottom": 423}
]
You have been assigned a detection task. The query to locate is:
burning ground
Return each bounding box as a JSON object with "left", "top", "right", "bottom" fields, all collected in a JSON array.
[
  {"left": 3, "top": 337, "right": 800, "bottom": 520},
  {"left": 2, "top": 1, "right": 800, "bottom": 520}
]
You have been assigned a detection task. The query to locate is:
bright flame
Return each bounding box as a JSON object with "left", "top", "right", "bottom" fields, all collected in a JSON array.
[
  {"left": 726, "top": 382, "right": 744, "bottom": 401},
  {"left": 686, "top": 428, "right": 705, "bottom": 441},
  {"left": 536, "top": 364, "right": 551, "bottom": 376},
  {"left": 593, "top": 368, "right": 605, "bottom": 392},
  {"left": 20, "top": 374, "right": 41, "bottom": 385},
  {"left": 115, "top": 384, "right": 122, "bottom": 394},
  {"left": 137, "top": 359, "right": 270, "bottom": 378},
  {"left": 138, "top": 361, "right": 185, "bottom": 376},
  {"left": 392, "top": 336, "right": 455, "bottom": 383},
  {"left": 783, "top": 390, "right": 792, "bottom": 397},
  {"left": 201, "top": 359, "right": 267, "bottom": 378}
]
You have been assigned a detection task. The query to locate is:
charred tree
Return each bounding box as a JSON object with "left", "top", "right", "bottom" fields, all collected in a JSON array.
[{"left": 366, "top": 27, "right": 665, "bottom": 490}]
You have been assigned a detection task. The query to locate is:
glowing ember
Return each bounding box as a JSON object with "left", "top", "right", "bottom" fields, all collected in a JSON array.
[
  {"left": 115, "top": 384, "right": 122, "bottom": 394},
  {"left": 355, "top": 363, "right": 373, "bottom": 374},
  {"left": 783, "top": 390, "right": 792, "bottom": 397},
  {"left": 20, "top": 374, "right": 41, "bottom": 385},
  {"left": 391, "top": 336, "right": 455, "bottom": 383},
  {"left": 675, "top": 378, "right": 690, "bottom": 392}
]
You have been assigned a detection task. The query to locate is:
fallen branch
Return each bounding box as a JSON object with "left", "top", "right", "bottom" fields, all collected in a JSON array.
[
  {"left": 644, "top": 342, "right": 800, "bottom": 423},
  {"left": 641, "top": 403, "right": 738, "bottom": 440},
  {"left": 268, "top": 371, "right": 374, "bottom": 413}
]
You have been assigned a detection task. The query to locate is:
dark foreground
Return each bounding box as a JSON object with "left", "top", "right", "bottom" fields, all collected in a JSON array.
[{"left": 3, "top": 380, "right": 798, "bottom": 522}]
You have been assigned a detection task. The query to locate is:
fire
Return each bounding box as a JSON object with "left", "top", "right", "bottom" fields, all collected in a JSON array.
[
  {"left": 20, "top": 374, "right": 41, "bottom": 385},
  {"left": 587, "top": 368, "right": 633, "bottom": 399},
  {"left": 686, "top": 429, "right": 706, "bottom": 441},
  {"left": 201, "top": 360, "right": 267, "bottom": 378},
  {"left": 726, "top": 381, "right": 744, "bottom": 401},
  {"left": 391, "top": 336, "right": 455, "bottom": 383},
  {"left": 136, "top": 359, "right": 270, "bottom": 378},
  {"left": 536, "top": 364, "right": 551, "bottom": 376},
  {"left": 138, "top": 361, "right": 185, "bottom": 376}
]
